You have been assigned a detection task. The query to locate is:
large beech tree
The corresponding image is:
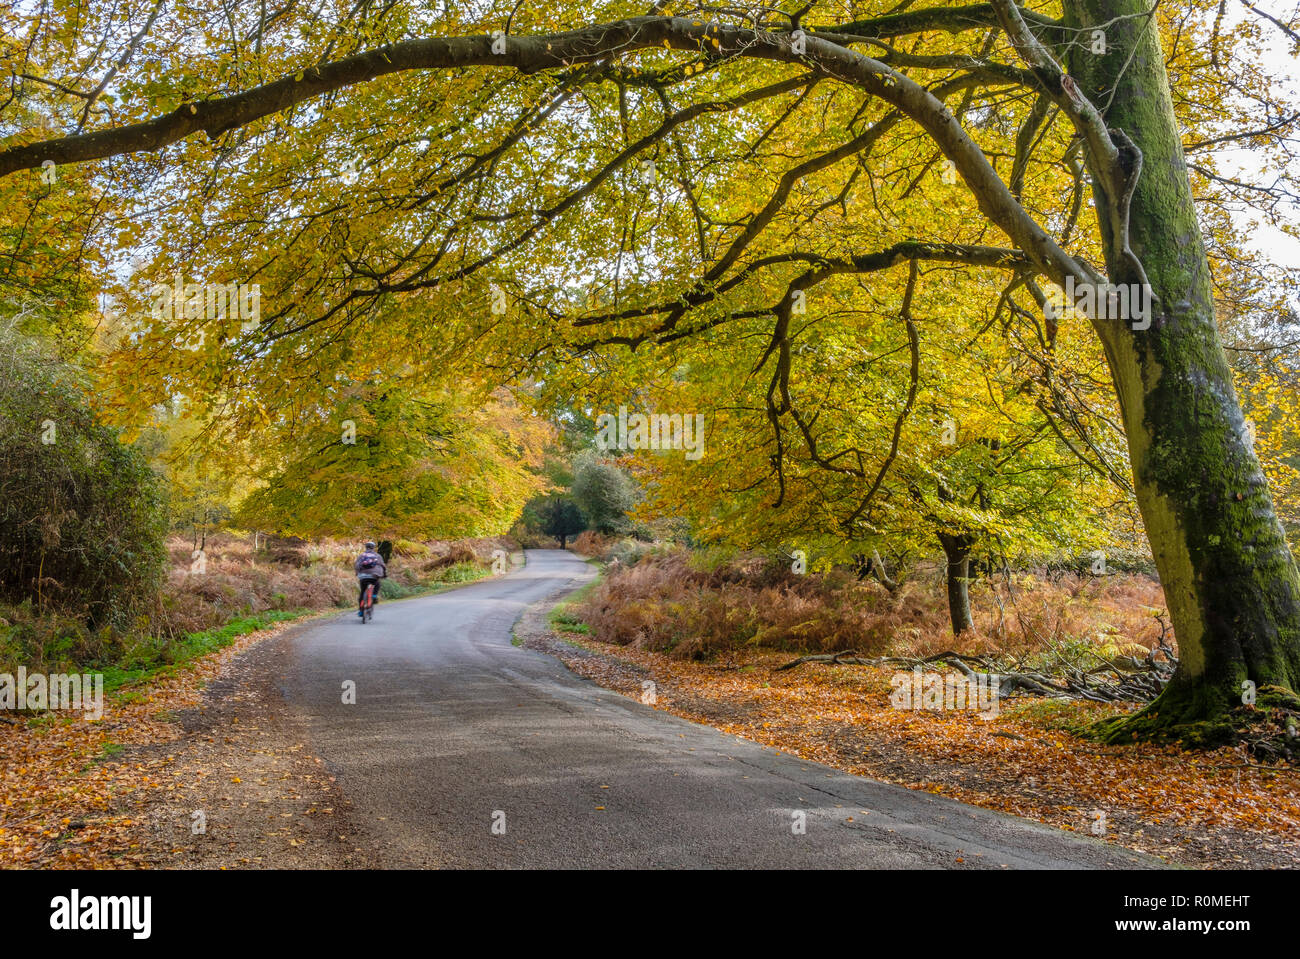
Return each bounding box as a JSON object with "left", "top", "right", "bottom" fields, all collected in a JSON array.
[{"left": 3, "top": 0, "right": 1300, "bottom": 737}]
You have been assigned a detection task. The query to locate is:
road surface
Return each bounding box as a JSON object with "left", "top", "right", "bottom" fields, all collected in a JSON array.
[{"left": 277, "top": 549, "right": 1159, "bottom": 869}]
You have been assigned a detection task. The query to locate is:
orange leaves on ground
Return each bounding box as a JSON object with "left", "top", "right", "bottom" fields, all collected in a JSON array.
[
  {"left": 0, "top": 617, "right": 308, "bottom": 869},
  {"left": 536, "top": 634, "right": 1300, "bottom": 868}
]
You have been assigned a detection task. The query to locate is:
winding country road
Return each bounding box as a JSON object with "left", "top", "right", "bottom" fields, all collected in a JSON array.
[{"left": 277, "top": 549, "right": 1158, "bottom": 869}]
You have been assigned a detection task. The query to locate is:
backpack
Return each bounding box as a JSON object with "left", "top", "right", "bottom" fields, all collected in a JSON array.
[{"left": 358, "top": 553, "right": 382, "bottom": 573}]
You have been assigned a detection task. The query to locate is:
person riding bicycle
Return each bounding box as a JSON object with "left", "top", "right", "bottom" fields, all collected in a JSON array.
[{"left": 354, "top": 541, "right": 387, "bottom": 617}]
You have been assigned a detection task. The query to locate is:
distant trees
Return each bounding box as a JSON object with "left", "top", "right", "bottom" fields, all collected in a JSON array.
[
  {"left": 541, "top": 499, "right": 586, "bottom": 549},
  {"left": 629, "top": 272, "right": 1128, "bottom": 640},
  {"left": 133, "top": 404, "right": 243, "bottom": 551},
  {"left": 234, "top": 385, "right": 549, "bottom": 540},
  {"left": 571, "top": 453, "right": 638, "bottom": 535},
  {"left": 512, "top": 445, "right": 642, "bottom": 547}
]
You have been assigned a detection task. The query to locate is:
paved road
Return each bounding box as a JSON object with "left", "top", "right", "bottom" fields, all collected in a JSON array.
[{"left": 279, "top": 549, "right": 1159, "bottom": 869}]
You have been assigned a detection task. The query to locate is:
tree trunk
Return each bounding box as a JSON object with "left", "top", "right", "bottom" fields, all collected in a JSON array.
[
  {"left": 1066, "top": 0, "right": 1300, "bottom": 738},
  {"left": 559, "top": 534, "right": 567, "bottom": 549},
  {"left": 938, "top": 532, "right": 975, "bottom": 635}
]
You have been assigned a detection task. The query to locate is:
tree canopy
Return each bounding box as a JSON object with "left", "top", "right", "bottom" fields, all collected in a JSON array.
[{"left": 5, "top": 0, "right": 1300, "bottom": 735}]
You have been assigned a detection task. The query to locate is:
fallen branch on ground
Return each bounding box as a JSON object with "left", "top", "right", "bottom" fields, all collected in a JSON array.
[{"left": 773, "top": 620, "right": 1179, "bottom": 703}]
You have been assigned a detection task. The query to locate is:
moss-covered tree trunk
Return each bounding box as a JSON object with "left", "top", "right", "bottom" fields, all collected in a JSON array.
[
  {"left": 938, "top": 532, "right": 975, "bottom": 635},
  {"left": 1065, "top": 0, "right": 1300, "bottom": 738}
]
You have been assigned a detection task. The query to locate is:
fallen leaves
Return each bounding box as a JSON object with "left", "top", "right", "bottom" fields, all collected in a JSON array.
[
  {"left": 531, "top": 632, "right": 1300, "bottom": 868},
  {"left": 0, "top": 615, "right": 313, "bottom": 869}
]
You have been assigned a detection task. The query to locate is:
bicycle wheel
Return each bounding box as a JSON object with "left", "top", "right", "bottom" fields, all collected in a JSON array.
[{"left": 363, "top": 585, "right": 374, "bottom": 623}]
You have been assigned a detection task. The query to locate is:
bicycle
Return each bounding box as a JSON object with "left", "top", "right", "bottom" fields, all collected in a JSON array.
[{"left": 359, "top": 578, "right": 378, "bottom": 623}]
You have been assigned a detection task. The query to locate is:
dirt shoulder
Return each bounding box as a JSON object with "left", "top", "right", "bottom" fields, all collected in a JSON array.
[
  {"left": 0, "top": 610, "right": 381, "bottom": 869},
  {"left": 131, "top": 615, "right": 385, "bottom": 869}
]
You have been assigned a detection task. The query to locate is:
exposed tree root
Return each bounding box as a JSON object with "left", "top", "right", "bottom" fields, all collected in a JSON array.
[{"left": 1088, "top": 684, "right": 1300, "bottom": 759}]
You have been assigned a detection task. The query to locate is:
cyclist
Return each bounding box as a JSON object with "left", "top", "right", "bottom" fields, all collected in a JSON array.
[{"left": 354, "top": 541, "right": 388, "bottom": 618}]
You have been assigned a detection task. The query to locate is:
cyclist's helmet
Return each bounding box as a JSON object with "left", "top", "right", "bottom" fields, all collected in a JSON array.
[{"left": 365, "top": 541, "right": 376, "bottom": 549}]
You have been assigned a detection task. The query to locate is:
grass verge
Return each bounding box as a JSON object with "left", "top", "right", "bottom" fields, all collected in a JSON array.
[{"left": 548, "top": 572, "right": 603, "bottom": 641}]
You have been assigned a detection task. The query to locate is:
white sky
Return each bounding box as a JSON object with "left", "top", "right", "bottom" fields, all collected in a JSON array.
[{"left": 1218, "top": 0, "right": 1300, "bottom": 269}]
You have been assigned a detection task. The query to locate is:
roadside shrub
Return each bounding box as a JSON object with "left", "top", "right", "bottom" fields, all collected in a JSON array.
[
  {"left": 392, "top": 538, "right": 432, "bottom": 559},
  {"left": 423, "top": 541, "right": 482, "bottom": 570},
  {"left": 574, "top": 549, "right": 1171, "bottom": 663},
  {"left": 608, "top": 538, "right": 657, "bottom": 567},
  {"left": 0, "top": 328, "right": 166, "bottom": 628},
  {"left": 575, "top": 549, "right": 896, "bottom": 659},
  {"left": 0, "top": 602, "right": 106, "bottom": 673},
  {"left": 432, "top": 561, "right": 485, "bottom": 583},
  {"left": 570, "top": 532, "right": 659, "bottom": 565},
  {"left": 260, "top": 534, "right": 309, "bottom": 567},
  {"left": 571, "top": 530, "right": 618, "bottom": 558}
]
